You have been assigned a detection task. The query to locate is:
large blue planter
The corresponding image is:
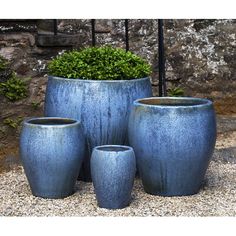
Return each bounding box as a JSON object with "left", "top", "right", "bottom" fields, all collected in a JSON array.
[
  {"left": 44, "top": 76, "right": 152, "bottom": 181},
  {"left": 91, "top": 145, "right": 136, "bottom": 209},
  {"left": 20, "top": 117, "right": 85, "bottom": 199},
  {"left": 128, "top": 97, "right": 217, "bottom": 196}
]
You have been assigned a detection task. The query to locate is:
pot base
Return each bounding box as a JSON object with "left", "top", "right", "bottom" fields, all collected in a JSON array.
[
  {"left": 143, "top": 187, "right": 200, "bottom": 197},
  {"left": 98, "top": 201, "right": 131, "bottom": 210},
  {"left": 32, "top": 189, "right": 75, "bottom": 199}
]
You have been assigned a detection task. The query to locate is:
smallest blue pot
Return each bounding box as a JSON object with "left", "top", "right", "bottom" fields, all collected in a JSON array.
[{"left": 91, "top": 145, "right": 136, "bottom": 209}]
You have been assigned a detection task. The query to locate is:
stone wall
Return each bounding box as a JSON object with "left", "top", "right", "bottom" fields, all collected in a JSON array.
[{"left": 0, "top": 19, "right": 236, "bottom": 148}]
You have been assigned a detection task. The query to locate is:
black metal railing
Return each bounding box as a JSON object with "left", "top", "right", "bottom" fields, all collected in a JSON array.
[
  {"left": 124, "top": 19, "right": 129, "bottom": 52},
  {"left": 0, "top": 19, "right": 37, "bottom": 33},
  {"left": 91, "top": 19, "right": 96, "bottom": 46},
  {"left": 158, "top": 19, "right": 167, "bottom": 97},
  {"left": 53, "top": 19, "right": 58, "bottom": 35}
]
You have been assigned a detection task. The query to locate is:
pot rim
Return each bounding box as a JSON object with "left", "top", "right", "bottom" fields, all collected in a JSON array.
[
  {"left": 48, "top": 75, "right": 150, "bottom": 83},
  {"left": 133, "top": 97, "right": 213, "bottom": 108},
  {"left": 23, "top": 117, "right": 81, "bottom": 128},
  {"left": 93, "top": 145, "right": 133, "bottom": 153}
]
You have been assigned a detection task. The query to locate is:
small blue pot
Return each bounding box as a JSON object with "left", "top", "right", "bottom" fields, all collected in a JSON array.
[
  {"left": 44, "top": 76, "right": 152, "bottom": 181},
  {"left": 20, "top": 117, "right": 85, "bottom": 199},
  {"left": 91, "top": 145, "right": 136, "bottom": 209},
  {"left": 128, "top": 97, "right": 217, "bottom": 196}
]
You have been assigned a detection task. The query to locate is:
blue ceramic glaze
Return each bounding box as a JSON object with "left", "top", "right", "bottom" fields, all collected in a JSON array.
[
  {"left": 20, "top": 117, "right": 85, "bottom": 199},
  {"left": 91, "top": 145, "right": 136, "bottom": 209},
  {"left": 44, "top": 76, "right": 152, "bottom": 181},
  {"left": 128, "top": 97, "right": 217, "bottom": 196}
]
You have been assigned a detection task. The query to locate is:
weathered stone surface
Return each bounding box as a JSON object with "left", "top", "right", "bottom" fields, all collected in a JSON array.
[
  {"left": 0, "top": 33, "right": 35, "bottom": 47},
  {"left": 37, "top": 19, "right": 55, "bottom": 34},
  {"left": 0, "top": 77, "right": 46, "bottom": 148},
  {"left": 0, "top": 20, "right": 37, "bottom": 33},
  {"left": 36, "top": 34, "right": 79, "bottom": 47},
  {"left": 0, "top": 47, "right": 14, "bottom": 60}
]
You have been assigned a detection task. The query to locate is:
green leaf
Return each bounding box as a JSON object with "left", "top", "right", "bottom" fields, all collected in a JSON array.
[{"left": 47, "top": 46, "right": 152, "bottom": 80}]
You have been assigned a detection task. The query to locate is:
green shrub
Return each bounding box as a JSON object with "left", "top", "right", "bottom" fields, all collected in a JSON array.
[
  {"left": 0, "top": 75, "right": 28, "bottom": 101},
  {"left": 167, "top": 86, "right": 184, "bottom": 97},
  {"left": 0, "top": 56, "right": 28, "bottom": 101},
  {"left": 48, "top": 46, "right": 152, "bottom": 80},
  {"left": 3, "top": 117, "right": 23, "bottom": 129}
]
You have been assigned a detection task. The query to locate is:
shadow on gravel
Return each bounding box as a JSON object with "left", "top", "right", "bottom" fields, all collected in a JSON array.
[
  {"left": 217, "top": 115, "right": 236, "bottom": 133},
  {"left": 0, "top": 155, "right": 21, "bottom": 174},
  {"left": 212, "top": 147, "right": 236, "bottom": 164}
]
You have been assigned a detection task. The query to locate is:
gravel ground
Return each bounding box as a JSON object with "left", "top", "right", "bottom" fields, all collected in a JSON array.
[
  {"left": 0, "top": 160, "right": 236, "bottom": 216},
  {"left": 0, "top": 115, "right": 235, "bottom": 216}
]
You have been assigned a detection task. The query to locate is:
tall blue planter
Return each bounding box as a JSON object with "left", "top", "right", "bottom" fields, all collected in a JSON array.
[
  {"left": 128, "top": 97, "right": 217, "bottom": 196},
  {"left": 44, "top": 76, "right": 152, "bottom": 181},
  {"left": 91, "top": 145, "right": 136, "bottom": 209},
  {"left": 20, "top": 117, "right": 85, "bottom": 199}
]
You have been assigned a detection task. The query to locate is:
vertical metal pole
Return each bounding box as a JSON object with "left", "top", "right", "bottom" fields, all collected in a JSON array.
[
  {"left": 53, "top": 19, "right": 58, "bottom": 35},
  {"left": 158, "top": 19, "right": 167, "bottom": 96},
  {"left": 91, "top": 19, "right": 96, "bottom": 46},
  {"left": 125, "top": 19, "right": 129, "bottom": 51}
]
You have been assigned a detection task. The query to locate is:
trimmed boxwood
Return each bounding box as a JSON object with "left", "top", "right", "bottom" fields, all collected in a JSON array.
[{"left": 48, "top": 46, "right": 152, "bottom": 80}]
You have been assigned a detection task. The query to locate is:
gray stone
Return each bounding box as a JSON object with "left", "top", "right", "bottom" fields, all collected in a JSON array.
[
  {"left": 0, "top": 47, "right": 16, "bottom": 61},
  {"left": 36, "top": 34, "right": 79, "bottom": 47}
]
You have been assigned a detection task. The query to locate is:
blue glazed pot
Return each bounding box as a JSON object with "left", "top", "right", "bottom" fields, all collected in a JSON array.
[
  {"left": 20, "top": 117, "right": 85, "bottom": 199},
  {"left": 128, "top": 97, "right": 217, "bottom": 196},
  {"left": 44, "top": 76, "right": 152, "bottom": 181},
  {"left": 91, "top": 145, "right": 136, "bottom": 209}
]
